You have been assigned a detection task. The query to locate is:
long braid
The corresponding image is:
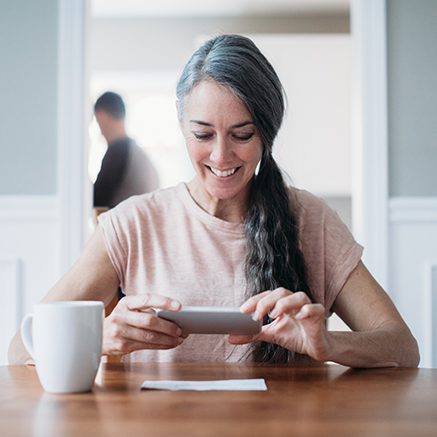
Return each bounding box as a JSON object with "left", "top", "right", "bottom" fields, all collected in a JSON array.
[{"left": 245, "top": 152, "right": 311, "bottom": 363}]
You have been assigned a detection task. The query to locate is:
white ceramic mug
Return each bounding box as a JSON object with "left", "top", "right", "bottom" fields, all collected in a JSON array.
[{"left": 21, "top": 301, "right": 104, "bottom": 393}]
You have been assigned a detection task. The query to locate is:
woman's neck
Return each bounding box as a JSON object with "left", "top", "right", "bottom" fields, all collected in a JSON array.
[{"left": 186, "top": 179, "right": 250, "bottom": 223}]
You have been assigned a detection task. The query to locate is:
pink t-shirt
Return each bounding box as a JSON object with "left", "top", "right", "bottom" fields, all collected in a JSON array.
[{"left": 99, "top": 183, "right": 363, "bottom": 362}]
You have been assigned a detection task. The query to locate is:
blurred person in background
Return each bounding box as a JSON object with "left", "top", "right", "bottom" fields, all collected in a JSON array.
[{"left": 93, "top": 91, "right": 159, "bottom": 218}]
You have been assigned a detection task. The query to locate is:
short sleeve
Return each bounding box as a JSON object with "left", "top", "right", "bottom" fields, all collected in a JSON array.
[{"left": 293, "top": 189, "right": 364, "bottom": 317}]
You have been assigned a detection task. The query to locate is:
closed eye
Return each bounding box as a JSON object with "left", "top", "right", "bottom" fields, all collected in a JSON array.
[
  {"left": 193, "top": 132, "right": 212, "bottom": 140},
  {"left": 234, "top": 133, "right": 254, "bottom": 141},
  {"left": 235, "top": 133, "right": 254, "bottom": 141},
  {"left": 192, "top": 131, "right": 255, "bottom": 141}
]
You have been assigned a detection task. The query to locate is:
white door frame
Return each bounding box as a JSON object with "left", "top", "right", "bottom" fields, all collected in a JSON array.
[
  {"left": 350, "top": 0, "right": 389, "bottom": 291},
  {"left": 58, "top": 0, "right": 90, "bottom": 275}
]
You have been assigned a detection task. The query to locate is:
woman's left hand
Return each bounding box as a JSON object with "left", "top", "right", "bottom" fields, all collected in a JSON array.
[{"left": 228, "top": 288, "right": 331, "bottom": 361}]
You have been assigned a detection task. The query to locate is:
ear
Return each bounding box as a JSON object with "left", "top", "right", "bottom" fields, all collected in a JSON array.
[{"left": 175, "top": 100, "right": 183, "bottom": 127}]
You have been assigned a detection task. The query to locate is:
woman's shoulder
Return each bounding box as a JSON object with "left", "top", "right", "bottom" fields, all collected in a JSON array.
[
  {"left": 99, "top": 184, "right": 186, "bottom": 231},
  {"left": 114, "top": 184, "right": 184, "bottom": 213},
  {"left": 286, "top": 186, "right": 351, "bottom": 236},
  {"left": 287, "top": 186, "right": 332, "bottom": 215}
]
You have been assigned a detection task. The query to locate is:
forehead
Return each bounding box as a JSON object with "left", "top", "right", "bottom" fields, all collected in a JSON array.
[{"left": 184, "top": 81, "right": 252, "bottom": 122}]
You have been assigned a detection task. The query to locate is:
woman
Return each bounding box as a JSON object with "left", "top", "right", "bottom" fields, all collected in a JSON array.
[{"left": 9, "top": 35, "right": 419, "bottom": 367}]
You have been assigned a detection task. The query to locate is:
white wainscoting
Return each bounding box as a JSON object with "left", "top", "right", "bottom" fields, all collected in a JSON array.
[
  {"left": 0, "top": 257, "right": 20, "bottom": 365},
  {"left": 0, "top": 196, "right": 61, "bottom": 364},
  {"left": 389, "top": 197, "right": 437, "bottom": 368}
]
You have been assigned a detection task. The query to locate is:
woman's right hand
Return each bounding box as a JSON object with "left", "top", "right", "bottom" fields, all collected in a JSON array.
[{"left": 102, "top": 294, "right": 186, "bottom": 356}]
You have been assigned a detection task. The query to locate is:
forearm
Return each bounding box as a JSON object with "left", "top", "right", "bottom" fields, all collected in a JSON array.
[
  {"left": 324, "top": 322, "right": 420, "bottom": 368},
  {"left": 8, "top": 330, "right": 33, "bottom": 365}
]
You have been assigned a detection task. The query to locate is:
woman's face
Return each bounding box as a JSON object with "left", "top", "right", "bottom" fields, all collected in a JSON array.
[{"left": 180, "top": 80, "right": 263, "bottom": 206}]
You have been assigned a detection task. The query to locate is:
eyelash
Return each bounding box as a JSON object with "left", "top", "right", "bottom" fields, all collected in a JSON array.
[
  {"left": 193, "top": 133, "right": 254, "bottom": 141},
  {"left": 193, "top": 133, "right": 211, "bottom": 140}
]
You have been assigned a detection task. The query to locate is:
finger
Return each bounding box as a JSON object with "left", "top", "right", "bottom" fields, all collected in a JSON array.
[
  {"left": 108, "top": 336, "right": 185, "bottom": 355},
  {"left": 105, "top": 321, "right": 185, "bottom": 354},
  {"left": 121, "top": 324, "right": 184, "bottom": 348},
  {"left": 240, "top": 290, "right": 274, "bottom": 314},
  {"left": 295, "top": 303, "right": 325, "bottom": 321},
  {"left": 119, "top": 310, "right": 183, "bottom": 338},
  {"left": 124, "top": 294, "right": 182, "bottom": 312},
  {"left": 251, "top": 287, "right": 294, "bottom": 321},
  {"left": 140, "top": 308, "right": 156, "bottom": 315},
  {"left": 268, "top": 292, "right": 312, "bottom": 319}
]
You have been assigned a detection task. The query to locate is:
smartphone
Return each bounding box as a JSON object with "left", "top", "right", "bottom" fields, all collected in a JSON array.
[{"left": 155, "top": 306, "right": 262, "bottom": 335}]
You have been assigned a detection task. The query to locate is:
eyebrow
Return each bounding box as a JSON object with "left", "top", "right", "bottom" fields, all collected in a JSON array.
[{"left": 189, "top": 120, "right": 255, "bottom": 129}]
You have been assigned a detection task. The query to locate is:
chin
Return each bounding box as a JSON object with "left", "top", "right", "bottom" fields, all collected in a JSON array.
[
  {"left": 205, "top": 181, "right": 249, "bottom": 202},
  {"left": 207, "top": 187, "right": 238, "bottom": 200}
]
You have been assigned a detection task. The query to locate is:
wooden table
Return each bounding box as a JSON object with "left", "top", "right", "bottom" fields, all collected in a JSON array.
[{"left": 1, "top": 362, "right": 436, "bottom": 437}]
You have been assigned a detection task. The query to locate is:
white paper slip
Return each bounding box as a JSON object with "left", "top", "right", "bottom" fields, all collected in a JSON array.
[{"left": 141, "top": 379, "right": 267, "bottom": 391}]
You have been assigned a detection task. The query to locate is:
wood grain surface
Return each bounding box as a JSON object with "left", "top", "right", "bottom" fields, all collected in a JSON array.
[{"left": 1, "top": 362, "right": 436, "bottom": 437}]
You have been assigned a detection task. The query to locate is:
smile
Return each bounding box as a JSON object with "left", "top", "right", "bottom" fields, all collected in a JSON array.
[{"left": 209, "top": 167, "right": 238, "bottom": 177}]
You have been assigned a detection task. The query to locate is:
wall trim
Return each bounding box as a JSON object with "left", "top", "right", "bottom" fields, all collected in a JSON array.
[
  {"left": 0, "top": 257, "right": 21, "bottom": 327},
  {"left": 432, "top": 265, "right": 437, "bottom": 368},
  {"left": 351, "top": 0, "right": 388, "bottom": 289},
  {"left": 389, "top": 197, "right": 437, "bottom": 222},
  {"left": 424, "top": 264, "right": 437, "bottom": 368}
]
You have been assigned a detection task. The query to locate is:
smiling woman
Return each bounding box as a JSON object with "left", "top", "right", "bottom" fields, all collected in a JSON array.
[
  {"left": 9, "top": 34, "right": 419, "bottom": 369},
  {"left": 175, "top": 35, "right": 312, "bottom": 363},
  {"left": 180, "top": 81, "right": 263, "bottom": 221}
]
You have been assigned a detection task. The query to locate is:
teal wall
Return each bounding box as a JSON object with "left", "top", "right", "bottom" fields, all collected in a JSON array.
[
  {"left": 0, "top": 0, "right": 58, "bottom": 195},
  {"left": 387, "top": 0, "right": 437, "bottom": 197}
]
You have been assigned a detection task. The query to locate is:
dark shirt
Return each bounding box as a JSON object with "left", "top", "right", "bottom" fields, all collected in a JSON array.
[{"left": 93, "top": 136, "right": 159, "bottom": 208}]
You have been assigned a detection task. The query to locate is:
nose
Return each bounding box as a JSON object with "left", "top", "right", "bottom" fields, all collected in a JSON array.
[{"left": 210, "top": 135, "right": 233, "bottom": 164}]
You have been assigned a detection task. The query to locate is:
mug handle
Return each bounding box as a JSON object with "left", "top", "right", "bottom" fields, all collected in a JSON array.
[{"left": 21, "top": 313, "right": 35, "bottom": 359}]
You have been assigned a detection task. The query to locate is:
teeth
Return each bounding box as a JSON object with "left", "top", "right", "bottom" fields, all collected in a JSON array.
[{"left": 210, "top": 167, "right": 237, "bottom": 177}]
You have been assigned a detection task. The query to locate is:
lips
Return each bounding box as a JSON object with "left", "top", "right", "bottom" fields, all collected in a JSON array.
[{"left": 209, "top": 167, "right": 238, "bottom": 177}]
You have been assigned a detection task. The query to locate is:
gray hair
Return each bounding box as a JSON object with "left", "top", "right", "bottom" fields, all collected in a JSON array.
[{"left": 176, "top": 34, "right": 286, "bottom": 154}]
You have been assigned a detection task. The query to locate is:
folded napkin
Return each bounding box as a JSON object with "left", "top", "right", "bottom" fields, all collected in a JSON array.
[{"left": 141, "top": 378, "right": 267, "bottom": 391}]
